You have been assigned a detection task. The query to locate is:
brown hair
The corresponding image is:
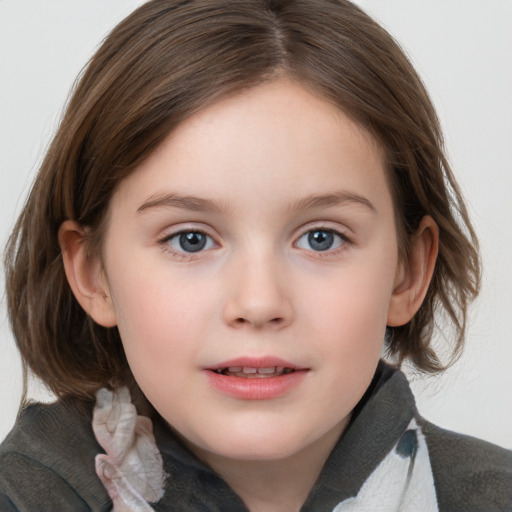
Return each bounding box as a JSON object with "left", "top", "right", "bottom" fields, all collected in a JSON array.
[{"left": 4, "top": 0, "right": 480, "bottom": 401}]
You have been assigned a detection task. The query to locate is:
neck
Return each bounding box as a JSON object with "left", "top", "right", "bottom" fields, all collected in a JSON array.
[{"left": 191, "top": 416, "right": 350, "bottom": 512}]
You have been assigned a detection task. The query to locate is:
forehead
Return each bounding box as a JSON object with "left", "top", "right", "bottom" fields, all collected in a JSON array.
[{"left": 111, "top": 78, "right": 390, "bottom": 216}]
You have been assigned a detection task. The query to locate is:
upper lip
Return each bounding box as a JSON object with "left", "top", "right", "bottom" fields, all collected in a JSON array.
[{"left": 204, "top": 356, "right": 308, "bottom": 371}]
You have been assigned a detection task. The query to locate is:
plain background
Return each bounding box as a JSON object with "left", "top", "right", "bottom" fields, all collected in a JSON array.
[{"left": 0, "top": 0, "right": 511, "bottom": 448}]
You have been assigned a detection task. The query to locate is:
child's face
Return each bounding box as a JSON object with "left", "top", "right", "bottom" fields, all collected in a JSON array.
[{"left": 97, "top": 79, "right": 403, "bottom": 464}]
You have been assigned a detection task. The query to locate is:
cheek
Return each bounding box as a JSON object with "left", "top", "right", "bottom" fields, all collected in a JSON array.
[
  {"left": 107, "top": 265, "right": 214, "bottom": 373},
  {"left": 310, "top": 291, "right": 387, "bottom": 359},
  {"left": 301, "top": 252, "right": 397, "bottom": 355}
]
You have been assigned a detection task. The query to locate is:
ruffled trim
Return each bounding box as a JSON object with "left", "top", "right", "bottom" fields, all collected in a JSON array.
[{"left": 92, "top": 387, "right": 166, "bottom": 512}]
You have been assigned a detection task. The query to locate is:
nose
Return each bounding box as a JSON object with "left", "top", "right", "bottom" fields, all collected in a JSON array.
[{"left": 222, "top": 253, "right": 293, "bottom": 330}]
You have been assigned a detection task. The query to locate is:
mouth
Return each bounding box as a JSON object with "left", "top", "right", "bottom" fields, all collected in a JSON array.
[
  {"left": 211, "top": 366, "right": 297, "bottom": 378},
  {"left": 204, "top": 358, "right": 308, "bottom": 399}
]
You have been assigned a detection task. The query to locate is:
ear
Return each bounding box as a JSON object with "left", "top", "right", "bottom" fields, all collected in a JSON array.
[
  {"left": 387, "top": 216, "right": 439, "bottom": 327},
  {"left": 58, "top": 220, "right": 117, "bottom": 327}
]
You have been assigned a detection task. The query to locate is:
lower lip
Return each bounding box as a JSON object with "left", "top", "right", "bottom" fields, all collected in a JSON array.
[{"left": 204, "top": 370, "right": 308, "bottom": 400}]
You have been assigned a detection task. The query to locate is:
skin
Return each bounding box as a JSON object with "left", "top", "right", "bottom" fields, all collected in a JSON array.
[{"left": 60, "top": 78, "right": 438, "bottom": 512}]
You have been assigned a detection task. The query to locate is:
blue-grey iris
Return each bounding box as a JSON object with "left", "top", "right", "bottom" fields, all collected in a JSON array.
[
  {"left": 179, "top": 232, "right": 207, "bottom": 252},
  {"left": 308, "top": 230, "right": 334, "bottom": 251}
]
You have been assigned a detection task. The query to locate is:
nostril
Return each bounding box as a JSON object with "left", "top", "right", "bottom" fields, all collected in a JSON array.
[{"left": 232, "top": 316, "right": 283, "bottom": 327}]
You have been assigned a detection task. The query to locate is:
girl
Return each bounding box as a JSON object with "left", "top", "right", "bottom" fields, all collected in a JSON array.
[{"left": 1, "top": 0, "right": 511, "bottom": 511}]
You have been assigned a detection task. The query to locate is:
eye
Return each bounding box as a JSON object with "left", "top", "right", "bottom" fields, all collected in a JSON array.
[
  {"left": 296, "top": 229, "right": 345, "bottom": 252},
  {"left": 165, "top": 231, "right": 215, "bottom": 253}
]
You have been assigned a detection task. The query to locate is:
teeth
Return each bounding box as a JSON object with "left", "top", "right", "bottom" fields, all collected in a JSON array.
[
  {"left": 214, "top": 366, "right": 296, "bottom": 377},
  {"left": 257, "top": 367, "right": 277, "bottom": 374}
]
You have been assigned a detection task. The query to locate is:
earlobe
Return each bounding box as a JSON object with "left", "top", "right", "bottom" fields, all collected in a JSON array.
[
  {"left": 58, "top": 220, "right": 117, "bottom": 327},
  {"left": 387, "top": 216, "right": 439, "bottom": 327}
]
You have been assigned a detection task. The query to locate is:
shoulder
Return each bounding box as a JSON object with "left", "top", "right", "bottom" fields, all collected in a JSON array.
[
  {"left": 420, "top": 418, "right": 512, "bottom": 511},
  {"left": 0, "top": 400, "right": 110, "bottom": 512}
]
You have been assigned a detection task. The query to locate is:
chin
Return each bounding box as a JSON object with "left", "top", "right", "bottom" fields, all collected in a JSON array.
[
  {"left": 212, "top": 443, "right": 303, "bottom": 462},
  {"left": 198, "top": 427, "right": 320, "bottom": 463}
]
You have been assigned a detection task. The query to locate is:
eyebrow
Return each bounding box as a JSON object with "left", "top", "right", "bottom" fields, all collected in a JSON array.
[
  {"left": 137, "top": 193, "right": 227, "bottom": 214},
  {"left": 287, "top": 191, "right": 377, "bottom": 214}
]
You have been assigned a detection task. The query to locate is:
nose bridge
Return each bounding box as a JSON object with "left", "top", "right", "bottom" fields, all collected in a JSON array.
[{"left": 223, "top": 244, "right": 293, "bottom": 329}]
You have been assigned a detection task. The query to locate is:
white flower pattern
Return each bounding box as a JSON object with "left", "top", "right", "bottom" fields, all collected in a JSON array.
[
  {"left": 93, "top": 388, "right": 166, "bottom": 512},
  {"left": 332, "top": 420, "right": 438, "bottom": 512}
]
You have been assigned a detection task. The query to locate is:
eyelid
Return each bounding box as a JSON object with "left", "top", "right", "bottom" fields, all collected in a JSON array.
[
  {"left": 295, "top": 221, "right": 353, "bottom": 241},
  {"left": 156, "top": 221, "right": 218, "bottom": 240}
]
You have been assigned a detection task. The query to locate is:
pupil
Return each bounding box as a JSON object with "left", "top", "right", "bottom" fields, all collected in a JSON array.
[
  {"left": 308, "top": 230, "right": 333, "bottom": 251},
  {"left": 179, "top": 232, "right": 207, "bottom": 252}
]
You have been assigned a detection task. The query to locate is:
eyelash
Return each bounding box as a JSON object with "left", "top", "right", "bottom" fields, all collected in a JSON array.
[{"left": 157, "top": 226, "right": 353, "bottom": 260}]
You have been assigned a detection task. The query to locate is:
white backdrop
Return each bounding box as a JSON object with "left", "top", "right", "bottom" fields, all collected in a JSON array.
[{"left": 1, "top": 0, "right": 511, "bottom": 448}]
